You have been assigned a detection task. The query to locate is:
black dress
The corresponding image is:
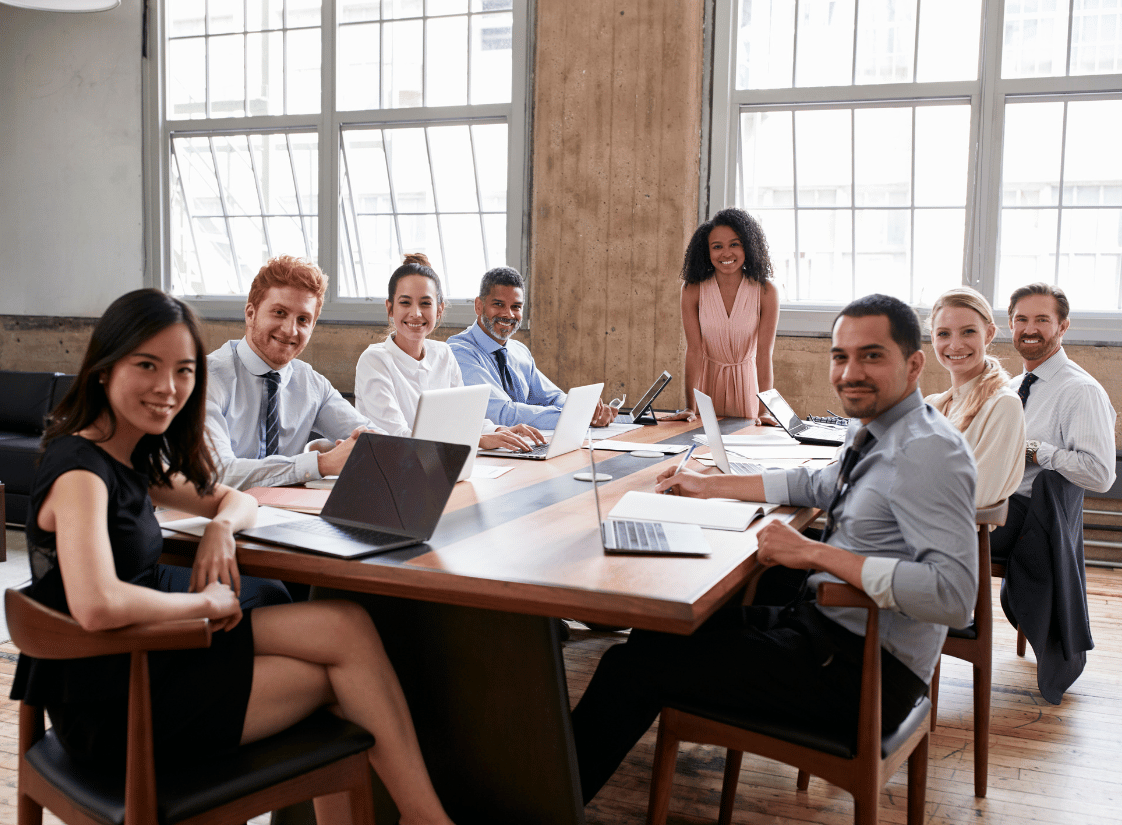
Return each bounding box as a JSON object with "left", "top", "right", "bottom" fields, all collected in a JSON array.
[{"left": 9, "top": 435, "right": 256, "bottom": 767}]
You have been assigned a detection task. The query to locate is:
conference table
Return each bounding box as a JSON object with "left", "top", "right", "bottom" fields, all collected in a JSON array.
[{"left": 161, "top": 416, "right": 822, "bottom": 825}]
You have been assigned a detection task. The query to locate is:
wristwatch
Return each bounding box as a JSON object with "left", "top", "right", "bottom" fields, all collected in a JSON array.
[{"left": 1026, "top": 440, "right": 1041, "bottom": 465}]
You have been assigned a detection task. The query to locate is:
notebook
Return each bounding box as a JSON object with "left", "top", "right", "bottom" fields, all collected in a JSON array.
[
  {"left": 412, "top": 384, "right": 491, "bottom": 481},
  {"left": 694, "top": 389, "right": 763, "bottom": 475},
  {"left": 608, "top": 491, "right": 777, "bottom": 532},
  {"left": 626, "top": 370, "right": 672, "bottom": 425},
  {"left": 757, "top": 388, "right": 847, "bottom": 446},
  {"left": 477, "top": 383, "right": 604, "bottom": 460},
  {"left": 238, "top": 432, "right": 469, "bottom": 558},
  {"left": 587, "top": 439, "right": 708, "bottom": 557}
]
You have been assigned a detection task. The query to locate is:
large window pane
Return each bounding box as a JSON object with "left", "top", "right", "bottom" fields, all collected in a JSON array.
[
  {"left": 914, "top": 106, "right": 970, "bottom": 206},
  {"left": 736, "top": 0, "right": 796, "bottom": 90},
  {"left": 795, "top": 0, "right": 856, "bottom": 87},
  {"left": 1003, "top": 0, "right": 1071, "bottom": 78},
  {"left": 998, "top": 209, "right": 1059, "bottom": 302},
  {"left": 1070, "top": 0, "right": 1122, "bottom": 75},
  {"left": 738, "top": 110, "right": 794, "bottom": 208},
  {"left": 854, "top": 107, "right": 911, "bottom": 206},
  {"left": 854, "top": 0, "right": 916, "bottom": 85},
  {"left": 795, "top": 109, "right": 852, "bottom": 207},
  {"left": 915, "top": 0, "right": 981, "bottom": 81},
  {"left": 1002, "top": 101, "right": 1064, "bottom": 207},
  {"left": 1058, "top": 209, "right": 1122, "bottom": 309}
]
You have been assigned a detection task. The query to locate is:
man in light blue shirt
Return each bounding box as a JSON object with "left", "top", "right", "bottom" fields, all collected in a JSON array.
[
  {"left": 572, "top": 294, "right": 978, "bottom": 803},
  {"left": 205, "top": 256, "right": 377, "bottom": 491},
  {"left": 448, "top": 267, "right": 618, "bottom": 429}
]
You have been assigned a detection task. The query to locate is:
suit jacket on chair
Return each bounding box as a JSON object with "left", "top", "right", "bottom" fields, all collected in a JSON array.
[{"left": 1000, "top": 469, "right": 1094, "bottom": 704}]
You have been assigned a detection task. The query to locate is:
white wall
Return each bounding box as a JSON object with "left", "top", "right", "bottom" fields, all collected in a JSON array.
[{"left": 0, "top": 0, "right": 144, "bottom": 316}]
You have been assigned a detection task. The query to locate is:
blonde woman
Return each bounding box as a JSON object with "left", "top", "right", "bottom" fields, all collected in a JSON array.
[{"left": 925, "top": 286, "right": 1025, "bottom": 508}]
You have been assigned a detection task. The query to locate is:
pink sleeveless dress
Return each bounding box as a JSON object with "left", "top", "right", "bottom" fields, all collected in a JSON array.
[{"left": 698, "top": 276, "right": 761, "bottom": 418}]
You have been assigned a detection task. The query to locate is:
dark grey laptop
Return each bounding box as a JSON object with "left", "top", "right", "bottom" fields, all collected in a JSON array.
[
  {"left": 239, "top": 432, "right": 469, "bottom": 558},
  {"left": 757, "top": 388, "right": 847, "bottom": 447}
]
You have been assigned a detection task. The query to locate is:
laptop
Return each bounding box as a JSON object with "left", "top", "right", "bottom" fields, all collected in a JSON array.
[
  {"left": 626, "top": 370, "right": 672, "bottom": 425},
  {"left": 757, "top": 388, "right": 847, "bottom": 446},
  {"left": 239, "top": 432, "right": 469, "bottom": 558},
  {"left": 412, "top": 384, "right": 491, "bottom": 481},
  {"left": 588, "top": 438, "right": 708, "bottom": 556},
  {"left": 477, "top": 382, "right": 604, "bottom": 460},
  {"left": 694, "top": 389, "right": 763, "bottom": 475}
]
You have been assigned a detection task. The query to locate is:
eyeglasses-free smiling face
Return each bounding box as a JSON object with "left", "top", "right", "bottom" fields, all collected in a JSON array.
[
  {"left": 931, "top": 304, "right": 995, "bottom": 385},
  {"left": 1010, "top": 293, "right": 1069, "bottom": 371},
  {"left": 244, "top": 286, "right": 318, "bottom": 370},
  {"left": 708, "top": 224, "right": 745, "bottom": 277},
  {"left": 830, "top": 314, "right": 924, "bottom": 424},
  {"left": 387, "top": 274, "right": 443, "bottom": 358},
  {"left": 475, "top": 284, "right": 524, "bottom": 344},
  {"left": 103, "top": 322, "right": 197, "bottom": 444}
]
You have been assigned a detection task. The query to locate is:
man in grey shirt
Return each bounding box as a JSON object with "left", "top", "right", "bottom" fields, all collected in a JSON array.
[{"left": 571, "top": 294, "right": 977, "bottom": 804}]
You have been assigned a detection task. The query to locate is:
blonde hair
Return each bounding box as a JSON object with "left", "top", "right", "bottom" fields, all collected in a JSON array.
[{"left": 927, "top": 286, "right": 1011, "bottom": 431}]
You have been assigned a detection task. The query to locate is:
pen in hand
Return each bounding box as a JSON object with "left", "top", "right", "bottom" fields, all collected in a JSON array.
[{"left": 661, "top": 444, "right": 697, "bottom": 494}]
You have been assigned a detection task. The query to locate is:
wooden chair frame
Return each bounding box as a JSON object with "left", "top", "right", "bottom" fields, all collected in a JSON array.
[
  {"left": 928, "top": 500, "right": 1009, "bottom": 798},
  {"left": 647, "top": 582, "right": 930, "bottom": 825},
  {"left": 6, "top": 588, "right": 375, "bottom": 825}
]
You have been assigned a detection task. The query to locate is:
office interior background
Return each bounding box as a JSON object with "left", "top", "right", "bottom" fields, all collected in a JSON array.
[{"left": 1, "top": 0, "right": 1119, "bottom": 443}]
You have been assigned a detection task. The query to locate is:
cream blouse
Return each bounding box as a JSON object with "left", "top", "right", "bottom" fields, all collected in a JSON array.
[{"left": 925, "top": 376, "right": 1026, "bottom": 509}]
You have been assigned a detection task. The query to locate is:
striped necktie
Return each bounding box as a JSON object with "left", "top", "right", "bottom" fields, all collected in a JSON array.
[
  {"left": 1017, "top": 373, "right": 1038, "bottom": 407},
  {"left": 263, "top": 371, "right": 281, "bottom": 457}
]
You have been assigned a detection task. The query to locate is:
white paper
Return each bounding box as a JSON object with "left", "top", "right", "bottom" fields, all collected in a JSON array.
[
  {"left": 470, "top": 464, "right": 513, "bottom": 479},
  {"left": 587, "top": 422, "right": 645, "bottom": 439},
  {"left": 588, "top": 440, "right": 689, "bottom": 454},
  {"left": 694, "top": 431, "right": 798, "bottom": 447},
  {"left": 608, "top": 491, "right": 777, "bottom": 531},
  {"left": 162, "top": 505, "right": 298, "bottom": 538},
  {"left": 725, "top": 445, "right": 841, "bottom": 460}
]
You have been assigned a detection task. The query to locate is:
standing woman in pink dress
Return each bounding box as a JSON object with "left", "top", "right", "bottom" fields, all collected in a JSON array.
[{"left": 676, "top": 208, "right": 780, "bottom": 422}]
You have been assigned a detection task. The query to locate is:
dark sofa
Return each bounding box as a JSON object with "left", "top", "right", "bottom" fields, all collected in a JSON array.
[{"left": 0, "top": 371, "right": 76, "bottom": 528}]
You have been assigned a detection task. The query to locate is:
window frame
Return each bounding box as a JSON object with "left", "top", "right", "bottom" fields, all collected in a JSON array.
[
  {"left": 707, "top": 0, "right": 1122, "bottom": 344},
  {"left": 143, "top": 0, "right": 534, "bottom": 327}
]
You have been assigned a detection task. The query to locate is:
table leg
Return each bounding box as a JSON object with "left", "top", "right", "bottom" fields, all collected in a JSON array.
[{"left": 316, "top": 587, "right": 587, "bottom": 825}]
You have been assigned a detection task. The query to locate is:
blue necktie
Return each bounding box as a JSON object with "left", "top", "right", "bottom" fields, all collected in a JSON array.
[
  {"left": 494, "top": 348, "right": 524, "bottom": 403},
  {"left": 821, "top": 427, "right": 874, "bottom": 543},
  {"left": 1017, "top": 373, "right": 1038, "bottom": 407},
  {"left": 263, "top": 371, "right": 281, "bottom": 457}
]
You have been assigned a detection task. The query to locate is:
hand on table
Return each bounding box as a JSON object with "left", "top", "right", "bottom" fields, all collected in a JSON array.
[
  {"left": 590, "top": 400, "right": 619, "bottom": 428},
  {"left": 654, "top": 466, "right": 710, "bottom": 497},
  {"left": 657, "top": 409, "right": 697, "bottom": 423},
  {"left": 191, "top": 520, "right": 242, "bottom": 597}
]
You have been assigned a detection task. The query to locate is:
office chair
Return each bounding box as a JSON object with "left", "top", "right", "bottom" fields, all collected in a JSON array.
[
  {"left": 647, "top": 581, "right": 931, "bottom": 825},
  {"left": 6, "top": 587, "right": 377, "bottom": 825}
]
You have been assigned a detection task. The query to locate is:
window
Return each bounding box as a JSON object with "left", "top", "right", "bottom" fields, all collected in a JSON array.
[
  {"left": 148, "top": 0, "right": 529, "bottom": 320},
  {"left": 711, "top": 0, "right": 1122, "bottom": 339}
]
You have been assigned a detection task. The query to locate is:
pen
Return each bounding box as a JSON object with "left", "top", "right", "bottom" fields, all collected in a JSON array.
[
  {"left": 826, "top": 409, "right": 843, "bottom": 418},
  {"left": 661, "top": 444, "right": 697, "bottom": 494}
]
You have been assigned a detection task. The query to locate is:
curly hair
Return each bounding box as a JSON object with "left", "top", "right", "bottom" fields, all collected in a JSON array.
[
  {"left": 247, "top": 255, "right": 328, "bottom": 319},
  {"left": 43, "top": 289, "right": 217, "bottom": 495},
  {"left": 680, "top": 208, "right": 773, "bottom": 285},
  {"left": 927, "top": 286, "right": 1011, "bottom": 432}
]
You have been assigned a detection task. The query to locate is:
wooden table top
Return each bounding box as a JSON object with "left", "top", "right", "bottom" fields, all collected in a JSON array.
[{"left": 161, "top": 418, "right": 821, "bottom": 635}]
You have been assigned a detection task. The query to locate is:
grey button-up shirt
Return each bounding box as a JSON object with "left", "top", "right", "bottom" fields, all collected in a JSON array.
[{"left": 762, "top": 390, "right": 978, "bottom": 683}]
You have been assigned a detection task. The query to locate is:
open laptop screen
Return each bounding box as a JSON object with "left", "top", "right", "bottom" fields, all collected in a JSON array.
[{"left": 757, "top": 389, "right": 804, "bottom": 433}]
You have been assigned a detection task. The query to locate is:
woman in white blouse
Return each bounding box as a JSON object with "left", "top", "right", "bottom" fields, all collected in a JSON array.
[
  {"left": 924, "top": 286, "right": 1025, "bottom": 508},
  {"left": 355, "top": 254, "right": 543, "bottom": 452}
]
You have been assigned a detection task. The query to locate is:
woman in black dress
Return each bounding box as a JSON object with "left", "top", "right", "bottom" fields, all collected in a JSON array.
[{"left": 11, "top": 289, "right": 455, "bottom": 825}]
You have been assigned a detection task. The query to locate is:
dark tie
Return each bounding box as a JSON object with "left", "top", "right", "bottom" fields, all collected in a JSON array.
[
  {"left": 1017, "top": 373, "right": 1038, "bottom": 407},
  {"left": 493, "top": 348, "right": 524, "bottom": 403},
  {"left": 263, "top": 371, "right": 281, "bottom": 457},
  {"left": 821, "top": 427, "right": 874, "bottom": 544}
]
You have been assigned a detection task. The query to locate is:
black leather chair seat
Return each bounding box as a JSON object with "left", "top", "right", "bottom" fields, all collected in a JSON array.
[
  {"left": 25, "top": 709, "right": 375, "bottom": 825},
  {"left": 946, "top": 623, "right": 979, "bottom": 641},
  {"left": 665, "top": 697, "right": 932, "bottom": 760}
]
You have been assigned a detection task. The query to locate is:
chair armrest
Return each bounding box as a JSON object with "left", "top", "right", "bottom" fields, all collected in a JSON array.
[
  {"left": 5, "top": 588, "right": 211, "bottom": 660},
  {"left": 815, "top": 581, "right": 876, "bottom": 610},
  {"left": 976, "top": 499, "right": 1008, "bottom": 528}
]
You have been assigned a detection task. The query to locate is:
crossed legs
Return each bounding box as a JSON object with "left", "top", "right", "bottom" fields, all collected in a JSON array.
[{"left": 242, "top": 600, "right": 454, "bottom": 825}]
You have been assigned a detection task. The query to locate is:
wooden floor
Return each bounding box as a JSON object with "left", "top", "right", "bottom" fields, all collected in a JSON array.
[{"left": 0, "top": 566, "right": 1119, "bottom": 825}]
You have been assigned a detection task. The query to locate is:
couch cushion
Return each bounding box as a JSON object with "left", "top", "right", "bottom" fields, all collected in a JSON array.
[{"left": 0, "top": 372, "right": 59, "bottom": 434}]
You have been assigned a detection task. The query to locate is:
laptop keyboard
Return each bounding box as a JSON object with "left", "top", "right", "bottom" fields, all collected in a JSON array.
[
  {"left": 798, "top": 425, "right": 846, "bottom": 440},
  {"left": 611, "top": 520, "right": 670, "bottom": 552},
  {"left": 279, "top": 517, "right": 405, "bottom": 546}
]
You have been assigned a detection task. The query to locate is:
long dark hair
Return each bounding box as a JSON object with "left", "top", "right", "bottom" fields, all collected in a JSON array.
[
  {"left": 43, "top": 288, "right": 217, "bottom": 495},
  {"left": 680, "top": 207, "right": 773, "bottom": 285}
]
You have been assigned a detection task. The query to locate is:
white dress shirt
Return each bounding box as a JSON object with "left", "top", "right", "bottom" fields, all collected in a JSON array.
[
  {"left": 205, "top": 338, "right": 376, "bottom": 490},
  {"left": 925, "top": 378, "right": 1026, "bottom": 508},
  {"left": 354, "top": 336, "right": 500, "bottom": 438},
  {"left": 1012, "top": 347, "right": 1117, "bottom": 496}
]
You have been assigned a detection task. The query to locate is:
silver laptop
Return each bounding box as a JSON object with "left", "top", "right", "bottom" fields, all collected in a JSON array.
[
  {"left": 477, "top": 382, "right": 604, "bottom": 460},
  {"left": 588, "top": 438, "right": 708, "bottom": 557},
  {"left": 694, "top": 389, "right": 763, "bottom": 476},
  {"left": 239, "top": 433, "right": 469, "bottom": 558},
  {"left": 757, "top": 388, "right": 847, "bottom": 446},
  {"left": 412, "top": 384, "right": 491, "bottom": 481}
]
